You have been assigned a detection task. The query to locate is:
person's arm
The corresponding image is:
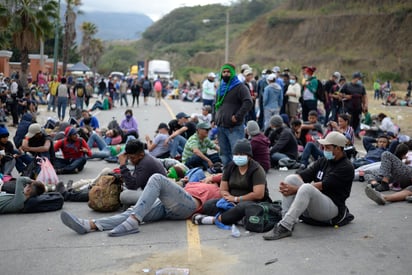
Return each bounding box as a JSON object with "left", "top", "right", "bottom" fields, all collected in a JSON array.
[
  {"left": 270, "top": 131, "right": 290, "bottom": 154},
  {"left": 80, "top": 139, "right": 92, "bottom": 157},
  {"left": 192, "top": 147, "right": 213, "bottom": 167},
  {"left": 145, "top": 134, "right": 157, "bottom": 151},
  {"left": 21, "top": 138, "right": 51, "bottom": 153},
  {"left": 362, "top": 136, "right": 376, "bottom": 152},
  {"left": 362, "top": 88, "right": 368, "bottom": 111},
  {"left": 166, "top": 126, "right": 188, "bottom": 141},
  {"left": 233, "top": 85, "right": 253, "bottom": 123},
  {"left": 225, "top": 184, "right": 265, "bottom": 203}
]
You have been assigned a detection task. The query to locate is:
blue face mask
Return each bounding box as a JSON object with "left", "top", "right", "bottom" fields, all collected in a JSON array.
[
  {"left": 233, "top": 155, "right": 248, "bottom": 166},
  {"left": 356, "top": 80, "right": 362, "bottom": 85},
  {"left": 289, "top": 79, "right": 296, "bottom": 84},
  {"left": 323, "top": 150, "right": 334, "bottom": 160}
]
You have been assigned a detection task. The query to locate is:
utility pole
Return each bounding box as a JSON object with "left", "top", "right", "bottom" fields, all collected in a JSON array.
[{"left": 225, "top": 10, "right": 229, "bottom": 63}]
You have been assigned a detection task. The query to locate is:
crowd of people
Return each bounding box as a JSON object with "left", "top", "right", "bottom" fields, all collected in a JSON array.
[{"left": 0, "top": 63, "right": 411, "bottom": 244}]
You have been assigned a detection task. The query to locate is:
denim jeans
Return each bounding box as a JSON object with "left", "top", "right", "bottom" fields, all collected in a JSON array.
[
  {"left": 279, "top": 175, "right": 338, "bottom": 231},
  {"left": 88, "top": 133, "right": 111, "bottom": 159},
  {"left": 217, "top": 125, "right": 245, "bottom": 166},
  {"left": 271, "top": 152, "right": 289, "bottom": 166},
  {"left": 169, "top": 135, "right": 187, "bottom": 157},
  {"left": 94, "top": 174, "right": 197, "bottom": 230},
  {"left": 120, "top": 93, "right": 128, "bottom": 106},
  {"left": 54, "top": 157, "right": 87, "bottom": 173},
  {"left": 185, "top": 153, "right": 221, "bottom": 170},
  {"left": 57, "top": 96, "right": 68, "bottom": 120},
  {"left": 300, "top": 142, "right": 323, "bottom": 167},
  {"left": 48, "top": 94, "right": 56, "bottom": 111},
  {"left": 76, "top": 97, "right": 84, "bottom": 110}
]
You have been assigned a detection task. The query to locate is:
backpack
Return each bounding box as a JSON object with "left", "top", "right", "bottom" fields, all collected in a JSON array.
[
  {"left": 76, "top": 87, "right": 84, "bottom": 97},
  {"left": 22, "top": 192, "right": 64, "bottom": 213},
  {"left": 243, "top": 201, "right": 282, "bottom": 233},
  {"left": 88, "top": 174, "right": 123, "bottom": 212},
  {"left": 154, "top": 80, "right": 162, "bottom": 92},
  {"left": 316, "top": 79, "right": 327, "bottom": 103},
  {"left": 143, "top": 80, "right": 151, "bottom": 90},
  {"left": 299, "top": 207, "right": 355, "bottom": 227}
]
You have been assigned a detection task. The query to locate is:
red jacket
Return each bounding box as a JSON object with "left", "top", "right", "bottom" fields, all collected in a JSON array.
[{"left": 54, "top": 137, "right": 92, "bottom": 159}]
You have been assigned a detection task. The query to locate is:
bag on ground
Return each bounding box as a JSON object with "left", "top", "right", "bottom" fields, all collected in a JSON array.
[
  {"left": 88, "top": 174, "right": 123, "bottom": 212},
  {"left": 243, "top": 201, "right": 282, "bottom": 233},
  {"left": 22, "top": 192, "right": 64, "bottom": 213},
  {"left": 36, "top": 157, "right": 59, "bottom": 189}
]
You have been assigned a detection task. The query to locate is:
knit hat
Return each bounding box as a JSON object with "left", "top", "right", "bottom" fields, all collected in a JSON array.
[
  {"left": 26, "top": 123, "right": 42, "bottom": 138},
  {"left": 246, "top": 121, "right": 260, "bottom": 136},
  {"left": 270, "top": 115, "right": 283, "bottom": 127},
  {"left": 167, "top": 164, "right": 188, "bottom": 180},
  {"left": 0, "top": 126, "right": 9, "bottom": 138},
  {"left": 233, "top": 138, "right": 253, "bottom": 156},
  {"left": 65, "top": 127, "right": 78, "bottom": 137}
]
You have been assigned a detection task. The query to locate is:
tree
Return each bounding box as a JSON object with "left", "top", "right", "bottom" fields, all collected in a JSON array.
[
  {"left": 0, "top": 0, "right": 58, "bottom": 89},
  {"left": 89, "top": 38, "right": 104, "bottom": 77},
  {"left": 62, "top": 0, "right": 82, "bottom": 75},
  {"left": 80, "top": 21, "right": 98, "bottom": 65}
]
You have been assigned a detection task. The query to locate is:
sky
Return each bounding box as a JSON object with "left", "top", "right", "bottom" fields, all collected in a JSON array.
[{"left": 80, "top": 0, "right": 231, "bottom": 21}]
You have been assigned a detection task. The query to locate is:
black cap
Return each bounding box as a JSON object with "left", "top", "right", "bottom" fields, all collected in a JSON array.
[{"left": 176, "top": 112, "right": 190, "bottom": 119}]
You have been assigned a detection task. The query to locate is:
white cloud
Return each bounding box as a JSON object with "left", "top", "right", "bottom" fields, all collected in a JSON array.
[{"left": 80, "top": 0, "right": 230, "bottom": 21}]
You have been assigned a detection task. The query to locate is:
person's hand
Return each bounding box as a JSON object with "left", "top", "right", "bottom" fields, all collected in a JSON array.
[
  {"left": 222, "top": 193, "right": 235, "bottom": 202},
  {"left": 279, "top": 182, "right": 298, "bottom": 196},
  {"left": 207, "top": 159, "right": 213, "bottom": 168},
  {"left": 231, "top": 115, "right": 237, "bottom": 123},
  {"left": 118, "top": 153, "right": 128, "bottom": 166},
  {"left": 81, "top": 147, "right": 88, "bottom": 153},
  {"left": 164, "top": 137, "right": 171, "bottom": 145},
  {"left": 145, "top": 134, "right": 151, "bottom": 142}
]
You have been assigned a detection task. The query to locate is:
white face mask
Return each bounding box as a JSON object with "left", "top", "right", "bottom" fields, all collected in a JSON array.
[
  {"left": 289, "top": 79, "right": 296, "bottom": 84},
  {"left": 233, "top": 155, "right": 248, "bottom": 166}
]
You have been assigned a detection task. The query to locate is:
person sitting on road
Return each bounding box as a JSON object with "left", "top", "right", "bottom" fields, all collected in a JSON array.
[
  {"left": 79, "top": 110, "right": 100, "bottom": 131},
  {"left": 181, "top": 122, "right": 220, "bottom": 170},
  {"left": 145, "top": 123, "right": 171, "bottom": 159},
  {"left": 117, "top": 139, "right": 167, "bottom": 207},
  {"left": 53, "top": 127, "right": 91, "bottom": 174},
  {"left": 120, "top": 109, "right": 139, "bottom": 141},
  {"left": 15, "top": 123, "right": 55, "bottom": 177},
  {"left": 86, "top": 132, "right": 135, "bottom": 160},
  {"left": 246, "top": 120, "right": 270, "bottom": 172},
  {"left": 364, "top": 143, "right": 412, "bottom": 192},
  {"left": 365, "top": 181, "right": 412, "bottom": 205},
  {"left": 0, "top": 126, "right": 16, "bottom": 176},
  {"left": 192, "top": 139, "right": 271, "bottom": 227},
  {"left": 295, "top": 110, "right": 324, "bottom": 148},
  {"left": 265, "top": 115, "right": 298, "bottom": 168},
  {"left": 166, "top": 112, "right": 197, "bottom": 159},
  {"left": 68, "top": 103, "right": 82, "bottom": 126},
  {"left": 0, "top": 177, "right": 45, "bottom": 214},
  {"left": 263, "top": 131, "right": 354, "bottom": 241},
  {"left": 59, "top": 173, "right": 222, "bottom": 236}
]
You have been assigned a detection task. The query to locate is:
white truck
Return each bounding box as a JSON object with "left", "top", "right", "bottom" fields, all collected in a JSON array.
[{"left": 147, "top": 60, "right": 172, "bottom": 80}]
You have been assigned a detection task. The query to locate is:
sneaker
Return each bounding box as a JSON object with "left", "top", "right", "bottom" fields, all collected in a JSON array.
[
  {"left": 191, "top": 214, "right": 208, "bottom": 225},
  {"left": 365, "top": 185, "right": 386, "bottom": 205},
  {"left": 406, "top": 196, "right": 412, "bottom": 203},
  {"left": 374, "top": 181, "right": 389, "bottom": 192},
  {"left": 60, "top": 211, "right": 91, "bottom": 234},
  {"left": 108, "top": 218, "right": 139, "bottom": 237},
  {"left": 262, "top": 224, "right": 292, "bottom": 241}
]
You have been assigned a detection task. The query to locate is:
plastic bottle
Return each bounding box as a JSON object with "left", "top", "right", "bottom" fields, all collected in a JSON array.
[{"left": 231, "top": 224, "right": 240, "bottom": 238}]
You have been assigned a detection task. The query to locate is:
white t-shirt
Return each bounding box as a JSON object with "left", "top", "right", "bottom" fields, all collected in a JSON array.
[{"left": 202, "top": 79, "right": 216, "bottom": 101}]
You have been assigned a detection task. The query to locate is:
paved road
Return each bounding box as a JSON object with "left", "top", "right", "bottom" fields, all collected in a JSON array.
[{"left": 0, "top": 96, "right": 411, "bottom": 275}]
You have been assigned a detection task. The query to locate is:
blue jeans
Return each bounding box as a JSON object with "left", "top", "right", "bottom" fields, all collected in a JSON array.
[
  {"left": 169, "top": 135, "right": 187, "bottom": 157},
  {"left": 88, "top": 133, "right": 111, "bottom": 159},
  {"left": 76, "top": 97, "right": 84, "bottom": 110},
  {"left": 217, "top": 125, "right": 245, "bottom": 166},
  {"left": 271, "top": 152, "right": 289, "bottom": 166},
  {"left": 57, "top": 96, "right": 68, "bottom": 120},
  {"left": 54, "top": 157, "right": 87, "bottom": 173},
  {"left": 185, "top": 153, "right": 221, "bottom": 170},
  {"left": 300, "top": 142, "right": 323, "bottom": 167},
  {"left": 48, "top": 94, "right": 56, "bottom": 111},
  {"left": 94, "top": 174, "right": 197, "bottom": 230},
  {"left": 203, "top": 99, "right": 214, "bottom": 107}
]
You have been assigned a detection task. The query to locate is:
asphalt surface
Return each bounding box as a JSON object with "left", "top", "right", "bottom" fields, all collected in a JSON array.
[{"left": 0, "top": 95, "right": 411, "bottom": 275}]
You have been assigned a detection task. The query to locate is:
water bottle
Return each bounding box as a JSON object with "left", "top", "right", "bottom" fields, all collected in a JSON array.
[{"left": 231, "top": 224, "right": 240, "bottom": 238}]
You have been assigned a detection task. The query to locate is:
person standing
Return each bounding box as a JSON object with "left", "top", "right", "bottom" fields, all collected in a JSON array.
[
  {"left": 56, "top": 77, "right": 69, "bottom": 121},
  {"left": 340, "top": 72, "right": 368, "bottom": 139},
  {"left": 263, "top": 74, "right": 283, "bottom": 129},
  {"left": 202, "top": 72, "right": 216, "bottom": 107},
  {"left": 130, "top": 78, "right": 141, "bottom": 107},
  {"left": 141, "top": 76, "right": 152, "bottom": 106},
  {"left": 214, "top": 63, "right": 253, "bottom": 166},
  {"left": 73, "top": 78, "right": 86, "bottom": 110},
  {"left": 98, "top": 78, "right": 106, "bottom": 100},
  {"left": 373, "top": 79, "right": 381, "bottom": 100},
  {"left": 301, "top": 66, "right": 318, "bottom": 122},
  {"left": 119, "top": 79, "right": 129, "bottom": 107},
  {"left": 48, "top": 75, "right": 59, "bottom": 112},
  {"left": 285, "top": 74, "right": 301, "bottom": 120}
]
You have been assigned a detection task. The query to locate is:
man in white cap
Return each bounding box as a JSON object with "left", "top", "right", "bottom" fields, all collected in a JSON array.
[
  {"left": 237, "top": 64, "right": 251, "bottom": 83},
  {"left": 263, "top": 131, "right": 354, "bottom": 240},
  {"left": 202, "top": 72, "right": 216, "bottom": 107}
]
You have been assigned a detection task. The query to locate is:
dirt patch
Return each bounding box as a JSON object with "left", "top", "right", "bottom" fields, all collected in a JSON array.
[{"left": 111, "top": 246, "right": 237, "bottom": 275}]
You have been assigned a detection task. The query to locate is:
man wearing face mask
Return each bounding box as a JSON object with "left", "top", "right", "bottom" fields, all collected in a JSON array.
[
  {"left": 263, "top": 131, "right": 354, "bottom": 240},
  {"left": 214, "top": 63, "right": 253, "bottom": 166},
  {"left": 202, "top": 72, "right": 216, "bottom": 107},
  {"left": 79, "top": 110, "right": 100, "bottom": 131},
  {"left": 340, "top": 72, "right": 368, "bottom": 139}
]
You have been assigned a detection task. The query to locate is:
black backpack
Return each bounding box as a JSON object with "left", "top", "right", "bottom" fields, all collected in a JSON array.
[
  {"left": 22, "top": 192, "right": 64, "bottom": 213},
  {"left": 243, "top": 201, "right": 282, "bottom": 233},
  {"left": 316, "top": 79, "right": 327, "bottom": 103},
  {"left": 142, "top": 80, "right": 151, "bottom": 90}
]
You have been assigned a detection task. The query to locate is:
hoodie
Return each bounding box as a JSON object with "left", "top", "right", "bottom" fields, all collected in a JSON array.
[{"left": 250, "top": 133, "right": 271, "bottom": 171}]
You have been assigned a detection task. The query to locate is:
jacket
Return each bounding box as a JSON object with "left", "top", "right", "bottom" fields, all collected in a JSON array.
[
  {"left": 268, "top": 126, "right": 298, "bottom": 160},
  {"left": 215, "top": 83, "right": 252, "bottom": 128},
  {"left": 250, "top": 133, "right": 271, "bottom": 171}
]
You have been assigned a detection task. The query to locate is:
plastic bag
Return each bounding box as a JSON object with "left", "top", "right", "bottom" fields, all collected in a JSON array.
[{"left": 36, "top": 157, "right": 59, "bottom": 189}]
